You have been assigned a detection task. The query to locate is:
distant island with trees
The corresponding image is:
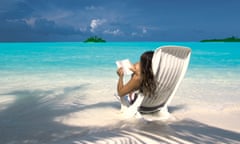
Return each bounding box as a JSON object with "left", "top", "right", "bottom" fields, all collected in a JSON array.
[
  {"left": 84, "top": 36, "right": 106, "bottom": 43},
  {"left": 83, "top": 36, "right": 240, "bottom": 42},
  {"left": 200, "top": 36, "right": 240, "bottom": 42}
]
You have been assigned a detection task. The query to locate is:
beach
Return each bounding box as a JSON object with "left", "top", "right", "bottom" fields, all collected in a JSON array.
[{"left": 0, "top": 42, "right": 240, "bottom": 143}]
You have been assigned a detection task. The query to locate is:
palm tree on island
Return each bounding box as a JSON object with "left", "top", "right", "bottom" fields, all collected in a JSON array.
[{"left": 84, "top": 36, "right": 106, "bottom": 43}]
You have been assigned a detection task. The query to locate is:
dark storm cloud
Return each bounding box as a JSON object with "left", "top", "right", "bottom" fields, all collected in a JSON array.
[{"left": 0, "top": 0, "right": 240, "bottom": 41}]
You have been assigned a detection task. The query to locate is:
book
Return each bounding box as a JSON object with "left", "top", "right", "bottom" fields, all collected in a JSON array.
[{"left": 116, "top": 59, "right": 133, "bottom": 75}]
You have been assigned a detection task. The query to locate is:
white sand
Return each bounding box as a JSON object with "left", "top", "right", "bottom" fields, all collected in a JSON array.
[{"left": 0, "top": 76, "right": 240, "bottom": 144}]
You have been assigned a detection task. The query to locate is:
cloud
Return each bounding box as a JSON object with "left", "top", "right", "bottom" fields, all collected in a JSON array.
[
  {"left": 0, "top": 16, "right": 85, "bottom": 42},
  {"left": 131, "top": 32, "right": 137, "bottom": 36},
  {"left": 104, "top": 29, "right": 121, "bottom": 35},
  {"left": 23, "top": 17, "right": 37, "bottom": 27},
  {"left": 142, "top": 27, "right": 147, "bottom": 34},
  {"left": 90, "top": 19, "right": 106, "bottom": 32},
  {"left": 85, "top": 5, "right": 103, "bottom": 11}
]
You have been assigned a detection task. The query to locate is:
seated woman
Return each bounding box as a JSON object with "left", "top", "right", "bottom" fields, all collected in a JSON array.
[{"left": 116, "top": 51, "right": 156, "bottom": 104}]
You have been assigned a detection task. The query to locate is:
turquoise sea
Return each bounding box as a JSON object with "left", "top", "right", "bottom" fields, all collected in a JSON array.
[
  {"left": 0, "top": 42, "right": 240, "bottom": 143},
  {"left": 1, "top": 42, "right": 240, "bottom": 78},
  {"left": 0, "top": 42, "right": 240, "bottom": 103}
]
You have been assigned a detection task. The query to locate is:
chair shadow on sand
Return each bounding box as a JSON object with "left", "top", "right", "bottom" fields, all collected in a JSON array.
[{"left": 0, "top": 85, "right": 239, "bottom": 144}]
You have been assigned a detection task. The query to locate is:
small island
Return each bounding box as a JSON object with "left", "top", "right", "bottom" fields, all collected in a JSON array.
[
  {"left": 200, "top": 36, "right": 240, "bottom": 42},
  {"left": 84, "top": 36, "right": 106, "bottom": 43}
]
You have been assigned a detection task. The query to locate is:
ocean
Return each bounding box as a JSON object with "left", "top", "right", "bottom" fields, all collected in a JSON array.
[{"left": 0, "top": 42, "right": 240, "bottom": 143}]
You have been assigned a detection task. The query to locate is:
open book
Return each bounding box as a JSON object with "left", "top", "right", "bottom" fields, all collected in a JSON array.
[{"left": 116, "top": 59, "right": 133, "bottom": 75}]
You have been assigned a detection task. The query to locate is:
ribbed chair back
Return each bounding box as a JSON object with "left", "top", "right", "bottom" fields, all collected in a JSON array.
[{"left": 139, "top": 46, "right": 191, "bottom": 113}]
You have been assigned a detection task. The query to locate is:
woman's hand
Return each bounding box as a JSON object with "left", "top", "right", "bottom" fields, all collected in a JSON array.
[{"left": 117, "top": 67, "right": 124, "bottom": 78}]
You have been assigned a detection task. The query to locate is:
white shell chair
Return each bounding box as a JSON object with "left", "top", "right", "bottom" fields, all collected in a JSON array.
[{"left": 119, "top": 46, "right": 191, "bottom": 119}]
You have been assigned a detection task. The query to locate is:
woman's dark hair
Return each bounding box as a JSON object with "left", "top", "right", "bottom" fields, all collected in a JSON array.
[{"left": 139, "top": 51, "right": 156, "bottom": 97}]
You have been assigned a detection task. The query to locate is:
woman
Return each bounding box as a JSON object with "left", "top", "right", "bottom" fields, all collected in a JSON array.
[{"left": 117, "top": 51, "right": 156, "bottom": 100}]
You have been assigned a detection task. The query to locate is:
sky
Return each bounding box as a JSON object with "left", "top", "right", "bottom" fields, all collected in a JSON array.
[{"left": 0, "top": 0, "right": 240, "bottom": 42}]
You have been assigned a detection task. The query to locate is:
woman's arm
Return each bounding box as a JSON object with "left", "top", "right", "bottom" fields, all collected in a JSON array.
[{"left": 117, "top": 68, "right": 141, "bottom": 97}]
